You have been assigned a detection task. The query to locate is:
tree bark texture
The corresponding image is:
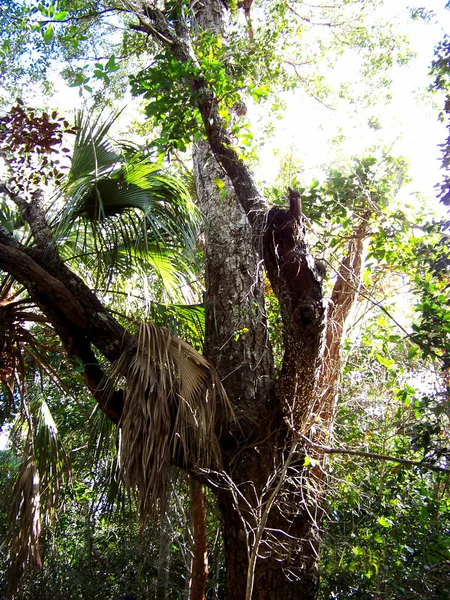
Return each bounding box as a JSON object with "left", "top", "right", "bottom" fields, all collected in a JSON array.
[{"left": 156, "top": 513, "right": 171, "bottom": 600}]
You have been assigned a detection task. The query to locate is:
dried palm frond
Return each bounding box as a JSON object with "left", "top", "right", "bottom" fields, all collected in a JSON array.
[
  {"left": 6, "top": 400, "right": 71, "bottom": 600},
  {"left": 110, "top": 322, "right": 231, "bottom": 520},
  {"left": 7, "top": 454, "right": 42, "bottom": 599}
]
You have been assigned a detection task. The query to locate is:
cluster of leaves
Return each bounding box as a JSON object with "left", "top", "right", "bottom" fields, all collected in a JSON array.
[
  {"left": 430, "top": 34, "right": 450, "bottom": 206},
  {"left": 409, "top": 223, "right": 450, "bottom": 372},
  {"left": 0, "top": 100, "right": 77, "bottom": 193},
  {"left": 130, "top": 53, "right": 204, "bottom": 153},
  {"left": 129, "top": 33, "right": 269, "bottom": 154},
  {"left": 0, "top": 1, "right": 54, "bottom": 100}
]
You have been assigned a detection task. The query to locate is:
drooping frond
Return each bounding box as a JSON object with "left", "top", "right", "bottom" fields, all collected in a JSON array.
[
  {"left": 34, "top": 399, "right": 71, "bottom": 519},
  {"left": 6, "top": 400, "right": 71, "bottom": 599},
  {"left": 109, "top": 322, "right": 231, "bottom": 521},
  {"left": 7, "top": 454, "right": 41, "bottom": 598}
]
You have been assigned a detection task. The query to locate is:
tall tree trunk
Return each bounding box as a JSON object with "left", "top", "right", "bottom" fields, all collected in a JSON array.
[
  {"left": 189, "top": 2, "right": 323, "bottom": 598},
  {"left": 193, "top": 139, "right": 321, "bottom": 599}
]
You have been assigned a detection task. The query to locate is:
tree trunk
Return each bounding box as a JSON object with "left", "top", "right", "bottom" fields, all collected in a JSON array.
[
  {"left": 156, "top": 513, "right": 171, "bottom": 600},
  {"left": 193, "top": 140, "right": 322, "bottom": 599},
  {"left": 190, "top": 478, "right": 208, "bottom": 600},
  {"left": 189, "top": 3, "right": 324, "bottom": 598}
]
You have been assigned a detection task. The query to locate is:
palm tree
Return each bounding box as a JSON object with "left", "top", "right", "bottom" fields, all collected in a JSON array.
[{"left": 0, "top": 104, "right": 219, "bottom": 598}]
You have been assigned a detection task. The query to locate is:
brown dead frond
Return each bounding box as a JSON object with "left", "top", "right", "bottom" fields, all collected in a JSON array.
[{"left": 110, "top": 322, "right": 231, "bottom": 520}]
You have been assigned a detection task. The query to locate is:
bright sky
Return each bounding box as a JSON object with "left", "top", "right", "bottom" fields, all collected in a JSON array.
[
  {"left": 41, "top": 1, "right": 450, "bottom": 215},
  {"left": 254, "top": 2, "right": 450, "bottom": 212}
]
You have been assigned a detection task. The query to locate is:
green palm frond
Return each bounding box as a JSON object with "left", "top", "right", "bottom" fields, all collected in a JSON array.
[
  {"left": 149, "top": 303, "right": 205, "bottom": 350},
  {"left": 67, "top": 110, "right": 122, "bottom": 182},
  {"left": 34, "top": 399, "right": 71, "bottom": 518},
  {"left": 0, "top": 199, "right": 23, "bottom": 233},
  {"left": 59, "top": 226, "right": 197, "bottom": 303},
  {"left": 52, "top": 112, "right": 199, "bottom": 296},
  {"left": 109, "top": 322, "right": 231, "bottom": 521}
]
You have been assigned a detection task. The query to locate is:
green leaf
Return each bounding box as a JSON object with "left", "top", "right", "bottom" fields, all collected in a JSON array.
[
  {"left": 408, "top": 346, "right": 419, "bottom": 360},
  {"left": 105, "top": 54, "right": 119, "bottom": 72},
  {"left": 375, "top": 353, "right": 394, "bottom": 369},
  {"left": 43, "top": 25, "right": 54, "bottom": 43},
  {"left": 377, "top": 516, "right": 393, "bottom": 528},
  {"left": 53, "top": 11, "right": 68, "bottom": 20}
]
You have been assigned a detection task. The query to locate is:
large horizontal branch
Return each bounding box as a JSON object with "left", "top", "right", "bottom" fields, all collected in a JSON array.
[
  {"left": 0, "top": 230, "right": 129, "bottom": 422},
  {"left": 0, "top": 241, "right": 88, "bottom": 329},
  {"left": 0, "top": 229, "right": 132, "bottom": 363}
]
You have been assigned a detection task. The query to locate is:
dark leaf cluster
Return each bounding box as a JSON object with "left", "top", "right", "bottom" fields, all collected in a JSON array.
[{"left": 0, "top": 101, "right": 77, "bottom": 193}]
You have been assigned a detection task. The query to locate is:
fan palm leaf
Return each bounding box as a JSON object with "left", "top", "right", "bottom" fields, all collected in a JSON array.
[
  {"left": 54, "top": 112, "right": 198, "bottom": 272},
  {"left": 109, "top": 322, "right": 231, "bottom": 521},
  {"left": 65, "top": 110, "right": 121, "bottom": 182}
]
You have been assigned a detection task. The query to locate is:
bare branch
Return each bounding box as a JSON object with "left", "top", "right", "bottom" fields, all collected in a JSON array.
[{"left": 299, "top": 433, "right": 450, "bottom": 474}]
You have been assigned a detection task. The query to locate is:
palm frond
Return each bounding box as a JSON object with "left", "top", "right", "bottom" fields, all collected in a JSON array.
[
  {"left": 110, "top": 322, "right": 231, "bottom": 521},
  {"left": 7, "top": 453, "right": 42, "bottom": 599},
  {"left": 67, "top": 110, "right": 122, "bottom": 183},
  {"left": 51, "top": 111, "right": 199, "bottom": 296},
  {"left": 34, "top": 399, "right": 71, "bottom": 520},
  {"left": 149, "top": 303, "right": 205, "bottom": 349},
  {"left": 6, "top": 399, "right": 71, "bottom": 599}
]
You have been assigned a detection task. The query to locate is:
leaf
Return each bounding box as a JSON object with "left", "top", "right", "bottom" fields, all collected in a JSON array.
[
  {"left": 377, "top": 516, "right": 393, "bottom": 528},
  {"left": 375, "top": 353, "right": 394, "bottom": 369},
  {"left": 408, "top": 346, "right": 419, "bottom": 360},
  {"left": 105, "top": 54, "right": 120, "bottom": 72},
  {"left": 43, "top": 25, "right": 54, "bottom": 43},
  {"left": 53, "top": 11, "right": 68, "bottom": 20}
]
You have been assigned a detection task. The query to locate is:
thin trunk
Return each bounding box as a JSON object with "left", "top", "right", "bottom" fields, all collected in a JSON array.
[
  {"left": 190, "top": 478, "right": 208, "bottom": 600},
  {"left": 209, "top": 527, "right": 222, "bottom": 600}
]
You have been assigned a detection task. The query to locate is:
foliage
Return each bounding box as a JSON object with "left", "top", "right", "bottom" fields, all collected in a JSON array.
[
  {"left": 0, "top": 1, "right": 449, "bottom": 599},
  {"left": 319, "top": 312, "right": 450, "bottom": 599},
  {"left": 111, "top": 322, "right": 230, "bottom": 520},
  {"left": 0, "top": 99, "right": 77, "bottom": 195}
]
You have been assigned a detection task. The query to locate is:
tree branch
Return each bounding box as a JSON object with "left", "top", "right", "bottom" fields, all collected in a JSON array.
[
  {"left": 0, "top": 229, "right": 129, "bottom": 422},
  {"left": 298, "top": 433, "right": 450, "bottom": 474},
  {"left": 126, "top": 3, "right": 268, "bottom": 232}
]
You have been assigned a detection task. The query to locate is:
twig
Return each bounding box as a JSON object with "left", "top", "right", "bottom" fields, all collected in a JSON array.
[{"left": 298, "top": 433, "right": 450, "bottom": 474}]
